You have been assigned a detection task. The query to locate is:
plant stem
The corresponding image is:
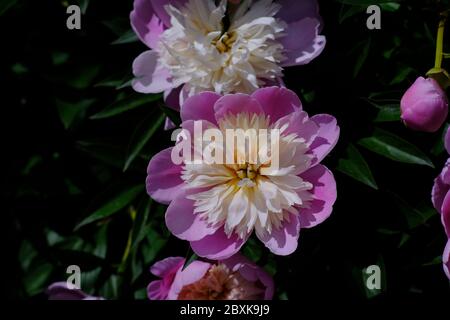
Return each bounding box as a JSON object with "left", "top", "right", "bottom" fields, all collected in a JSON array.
[{"left": 434, "top": 12, "right": 448, "bottom": 70}]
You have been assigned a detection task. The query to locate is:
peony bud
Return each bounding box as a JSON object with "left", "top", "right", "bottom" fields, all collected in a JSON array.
[{"left": 400, "top": 76, "right": 448, "bottom": 132}]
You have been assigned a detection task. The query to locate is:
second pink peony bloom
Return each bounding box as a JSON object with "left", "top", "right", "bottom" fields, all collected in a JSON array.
[{"left": 146, "top": 86, "right": 339, "bottom": 259}]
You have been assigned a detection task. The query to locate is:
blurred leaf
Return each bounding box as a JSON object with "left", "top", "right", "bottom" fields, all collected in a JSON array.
[
  {"left": 380, "top": 2, "right": 401, "bottom": 11},
  {"left": 423, "top": 255, "right": 442, "bottom": 266},
  {"left": 65, "top": 65, "right": 102, "bottom": 90},
  {"left": 389, "top": 66, "right": 414, "bottom": 85},
  {"left": 337, "top": 143, "right": 378, "bottom": 189},
  {"left": 123, "top": 112, "right": 165, "bottom": 171},
  {"left": 374, "top": 105, "right": 400, "bottom": 122},
  {"left": 160, "top": 105, "right": 181, "bottom": 127},
  {"left": 76, "top": 185, "right": 144, "bottom": 229},
  {"left": 391, "top": 194, "right": 437, "bottom": 229},
  {"left": 358, "top": 128, "right": 434, "bottom": 167},
  {"left": 53, "top": 249, "right": 105, "bottom": 271},
  {"left": 131, "top": 199, "right": 152, "bottom": 250},
  {"left": 51, "top": 52, "right": 70, "bottom": 66},
  {"left": 360, "top": 256, "right": 386, "bottom": 299},
  {"left": 398, "top": 233, "right": 410, "bottom": 248},
  {"left": 0, "top": 0, "right": 17, "bottom": 16},
  {"left": 143, "top": 229, "right": 167, "bottom": 264},
  {"left": 99, "top": 274, "right": 123, "bottom": 299},
  {"left": 111, "top": 29, "right": 139, "bottom": 45},
  {"left": 19, "top": 240, "right": 38, "bottom": 272},
  {"left": 74, "top": 0, "right": 89, "bottom": 14},
  {"left": 23, "top": 261, "right": 53, "bottom": 296},
  {"left": 90, "top": 94, "right": 161, "bottom": 120},
  {"left": 353, "top": 38, "right": 371, "bottom": 78},
  {"left": 242, "top": 238, "right": 263, "bottom": 262},
  {"left": 431, "top": 123, "right": 450, "bottom": 156},
  {"left": 339, "top": 4, "right": 364, "bottom": 24},
  {"left": 76, "top": 140, "right": 125, "bottom": 168},
  {"left": 55, "top": 98, "right": 95, "bottom": 129}
]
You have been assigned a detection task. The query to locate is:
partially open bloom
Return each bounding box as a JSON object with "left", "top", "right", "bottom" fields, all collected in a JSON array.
[
  {"left": 400, "top": 76, "right": 448, "bottom": 132},
  {"left": 146, "top": 86, "right": 339, "bottom": 258},
  {"left": 148, "top": 254, "right": 273, "bottom": 300},
  {"left": 46, "top": 282, "right": 104, "bottom": 300},
  {"left": 130, "top": 0, "right": 326, "bottom": 107},
  {"left": 432, "top": 126, "right": 450, "bottom": 280}
]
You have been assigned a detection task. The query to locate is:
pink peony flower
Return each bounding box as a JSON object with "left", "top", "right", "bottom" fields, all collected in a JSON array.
[
  {"left": 400, "top": 76, "right": 448, "bottom": 132},
  {"left": 130, "top": 0, "right": 326, "bottom": 108},
  {"left": 46, "top": 282, "right": 104, "bottom": 300},
  {"left": 432, "top": 126, "right": 450, "bottom": 280},
  {"left": 148, "top": 254, "right": 274, "bottom": 300},
  {"left": 146, "top": 86, "right": 339, "bottom": 258}
]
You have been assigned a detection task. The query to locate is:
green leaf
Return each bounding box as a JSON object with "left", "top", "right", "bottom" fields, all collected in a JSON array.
[
  {"left": 358, "top": 128, "right": 434, "bottom": 167},
  {"left": 111, "top": 29, "right": 139, "bottom": 45},
  {"left": 373, "top": 104, "right": 401, "bottom": 122},
  {"left": 337, "top": 144, "right": 378, "bottom": 189},
  {"left": 183, "top": 253, "right": 199, "bottom": 271},
  {"left": 123, "top": 113, "right": 165, "bottom": 171},
  {"left": 90, "top": 94, "right": 161, "bottom": 120},
  {"left": 391, "top": 195, "right": 437, "bottom": 229},
  {"left": 353, "top": 38, "right": 371, "bottom": 78},
  {"left": 0, "top": 0, "right": 17, "bottom": 16},
  {"left": 76, "top": 185, "right": 144, "bottom": 229},
  {"left": 131, "top": 199, "right": 152, "bottom": 250},
  {"left": 56, "top": 98, "right": 95, "bottom": 129},
  {"left": 23, "top": 261, "right": 53, "bottom": 296},
  {"left": 159, "top": 104, "right": 182, "bottom": 127}
]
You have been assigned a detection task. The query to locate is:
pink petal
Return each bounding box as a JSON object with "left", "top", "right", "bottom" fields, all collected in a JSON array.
[
  {"left": 443, "top": 239, "right": 450, "bottom": 280},
  {"left": 432, "top": 160, "right": 450, "bottom": 213},
  {"left": 276, "top": 0, "right": 321, "bottom": 25},
  {"left": 309, "top": 114, "right": 340, "bottom": 164},
  {"left": 150, "top": 0, "right": 187, "bottom": 27},
  {"left": 299, "top": 164, "right": 337, "bottom": 228},
  {"left": 190, "top": 227, "right": 248, "bottom": 260},
  {"left": 167, "top": 260, "right": 212, "bottom": 299},
  {"left": 146, "top": 147, "right": 184, "bottom": 204},
  {"left": 256, "top": 213, "right": 301, "bottom": 256},
  {"left": 274, "top": 110, "right": 319, "bottom": 146},
  {"left": 130, "top": 0, "right": 164, "bottom": 49},
  {"left": 221, "top": 254, "right": 274, "bottom": 300},
  {"left": 164, "top": 86, "right": 182, "bottom": 111},
  {"left": 214, "top": 94, "right": 263, "bottom": 123},
  {"left": 150, "top": 257, "right": 184, "bottom": 277},
  {"left": 441, "top": 191, "right": 450, "bottom": 237},
  {"left": 147, "top": 280, "right": 165, "bottom": 300},
  {"left": 251, "top": 87, "right": 301, "bottom": 123},
  {"left": 445, "top": 127, "right": 450, "bottom": 155},
  {"left": 132, "top": 50, "right": 174, "bottom": 93},
  {"left": 165, "top": 190, "right": 219, "bottom": 241},
  {"left": 281, "top": 18, "right": 326, "bottom": 67},
  {"left": 181, "top": 91, "right": 222, "bottom": 124}
]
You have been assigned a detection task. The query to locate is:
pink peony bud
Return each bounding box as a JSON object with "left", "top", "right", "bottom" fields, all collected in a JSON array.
[{"left": 400, "top": 76, "right": 448, "bottom": 132}]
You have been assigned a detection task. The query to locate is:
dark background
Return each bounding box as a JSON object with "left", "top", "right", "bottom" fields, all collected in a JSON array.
[{"left": 3, "top": 0, "right": 450, "bottom": 301}]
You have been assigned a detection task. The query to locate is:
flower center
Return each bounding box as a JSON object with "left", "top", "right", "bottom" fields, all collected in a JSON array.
[
  {"left": 212, "top": 31, "right": 237, "bottom": 53},
  {"left": 177, "top": 264, "right": 264, "bottom": 300}
]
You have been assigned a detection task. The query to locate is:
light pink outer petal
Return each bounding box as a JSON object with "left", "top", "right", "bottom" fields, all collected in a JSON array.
[
  {"left": 432, "top": 160, "right": 450, "bottom": 213},
  {"left": 165, "top": 190, "right": 220, "bottom": 241},
  {"left": 274, "top": 110, "right": 319, "bottom": 146},
  {"left": 440, "top": 191, "right": 450, "bottom": 237},
  {"left": 147, "top": 280, "right": 165, "bottom": 300},
  {"left": 251, "top": 87, "right": 301, "bottom": 123},
  {"left": 443, "top": 239, "right": 450, "bottom": 280},
  {"left": 167, "top": 260, "right": 212, "bottom": 300},
  {"left": 256, "top": 213, "right": 301, "bottom": 256},
  {"left": 309, "top": 114, "right": 340, "bottom": 164},
  {"left": 214, "top": 94, "right": 263, "bottom": 123},
  {"left": 150, "top": 0, "right": 188, "bottom": 27},
  {"left": 150, "top": 257, "right": 184, "bottom": 277},
  {"left": 221, "top": 254, "right": 274, "bottom": 300},
  {"left": 132, "top": 50, "right": 174, "bottom": 93},
  {"left": 299, "top": 164, "right": 337, "bottom": 228},
  {"left": 46, "top": 282, "right": 102, "bottom": 300},
  {"left": 190, "top": 227, "right": 249, "bottom": 260},
  {"left": 130, "top": 0, "right": 165, "bottom": 49},
  {"left": 276, "top": 0, "right": 321, "bottom": 25},
  {"left": 445, "top": 127, "right": 450, "bottom": 155},
  {"left": 281, "top": 18, "right": 326, "bottom": 67},
  {"left": 181, "top": 91, "right": 222, "bottom": 124},
  {"left": 146, "top": 147, "right": 184, "bottom": 205}
]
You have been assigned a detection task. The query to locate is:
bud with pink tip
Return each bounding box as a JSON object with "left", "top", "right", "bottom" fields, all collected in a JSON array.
[{"left": 400, "top": 76, "right": 448, "bottom": 132}]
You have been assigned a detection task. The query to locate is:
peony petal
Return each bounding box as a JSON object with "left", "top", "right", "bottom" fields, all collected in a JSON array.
[
  {"left": 132, "top": 50, "right": 174, "bottom": 93},
  {"left": 150, "top": 0, "right": 188, "bottom": 27},
  {"left": 181, "top": 91, "right": 222, "bottom": 124},
  {"left": 165, "top": 190, "right": 219, "bottom": 241},
  {"left": 222, "top": 253, "right": 274, "bottom": 300},
  {"left": 432, "top": 160, "right": 450, "bottom": 213},
  {"left": 443, "top": 239, "right": 450, "bottom": 280},
  {"left": 167, "top": 260, "right": 212, "bottom": 300},
  {"left": 256, "top": 212, "right": 301, "bottom": 256},
  {"left": 130, "top": 0, "right": 165, "bottom": 49},
  {"left": 276, "top": 0, "right": 321, "bottom": 25},
  {"left": 146, "top": 147, "right": 184, "bottom": 204},
  {"left": 214, "top": 94, "right": 263, "bottom": 123},
  {"left": 281, "top": 18, "right": 326, "bottom": 67},
  {"left": 190, "top": 227, "right": 248, "bottom": 260},
  {"left": 150, "top": 257, "right": 184, "bottom": 277},
  {"left": 445, "top": 127, "right": 450, "bottom": 155},
  {"left": 46, "top": 282, "right": 102, "bottom": 300},
  {"left": 274, "top": 110, "right": 319, "bottom": 146},
  {"left": 309, "top": 114, "right": 340, "bottom": 164},
  {"left": 299, "top": 164, "right": 337, "bottom": 228},
  {"left": 147, "top": 280, "right": 165, "bottom": 300},
  {"left": 251, "top": 87, "right": 301, "bottom": 123},
  {"left": 440, "top": 191, "right": 450, "bottom": 237},
  {"left": 164, "top": 86, "right": 182, "bottom": 111}
]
